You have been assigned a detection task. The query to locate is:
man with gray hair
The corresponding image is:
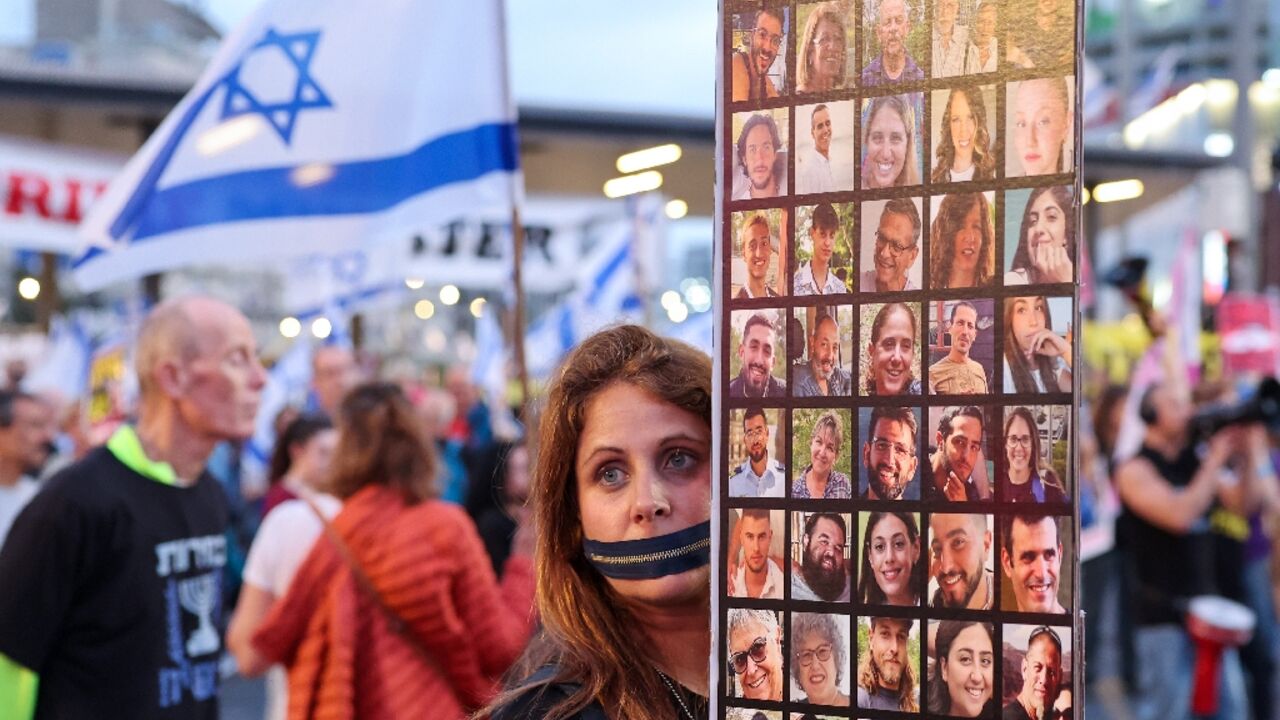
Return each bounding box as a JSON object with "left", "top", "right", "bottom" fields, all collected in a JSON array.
[{"left": 0, "top": 296, "right": 266, "bottom": 719}]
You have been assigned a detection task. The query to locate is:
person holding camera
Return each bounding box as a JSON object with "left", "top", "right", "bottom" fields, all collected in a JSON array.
[{"left": 1115, "top": 382, "right": 1268, "bottom": 720}]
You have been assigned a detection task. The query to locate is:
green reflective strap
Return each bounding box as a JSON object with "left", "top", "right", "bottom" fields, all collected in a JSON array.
[
  {"left": 105, "top": 425, "right": 178, "bottom": 486},
  {"left": 0, "top": 652, "right": 38, "bottom": 720}
]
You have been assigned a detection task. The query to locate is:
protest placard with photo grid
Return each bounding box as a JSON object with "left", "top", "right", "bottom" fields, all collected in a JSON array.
[{"left": 715, "top": 1, "right": 1083, "bottom": 717}]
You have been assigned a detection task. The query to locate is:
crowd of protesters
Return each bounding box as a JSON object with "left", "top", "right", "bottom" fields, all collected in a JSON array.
[{"left": 4, "top": 295, "right": 1280, "bottom": 720}]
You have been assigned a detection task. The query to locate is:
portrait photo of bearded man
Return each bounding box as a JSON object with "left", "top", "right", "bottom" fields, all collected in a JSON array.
[{"left": 791, "top": 511, "right": 851, "bottom": 602}]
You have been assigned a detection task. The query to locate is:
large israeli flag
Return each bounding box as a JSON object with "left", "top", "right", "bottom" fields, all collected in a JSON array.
[{"left": 75, "top": 0, "right": 520, "bottom": 290}]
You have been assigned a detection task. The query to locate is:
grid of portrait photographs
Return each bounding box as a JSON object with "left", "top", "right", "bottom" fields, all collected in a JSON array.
[{"left": 719, "top": 0, "right": 1080, "bottom": 717}]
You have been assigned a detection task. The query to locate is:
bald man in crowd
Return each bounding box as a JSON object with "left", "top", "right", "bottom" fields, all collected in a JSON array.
[{"left": 0, "top": 296, "right": 266, "bottom": 719}]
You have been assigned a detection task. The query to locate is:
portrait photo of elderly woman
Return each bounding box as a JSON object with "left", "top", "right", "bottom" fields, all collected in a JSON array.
[
  {"left": 796, "top": 1, "right": 851, "bottom": 94},
  {"left": 931, "top": 85, "right": 997, "bottom": 183},
  {"left": 928, "top": 192, "right": 995, "bottom": 290},
  {"left": 1006, "top": 76, "right": 1075, "bottom": 178},
  {"left": 790, "top": 613, "right": 851, "bottom": 707},
  {"left": 861, "top": 94, "right": 923, "bottom": 189},
  {"left": 1005, "top": 185, "right": 1075, "bottom": 285}
]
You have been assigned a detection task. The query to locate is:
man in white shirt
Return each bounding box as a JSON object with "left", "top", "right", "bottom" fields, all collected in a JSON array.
[
  {"left": 729, "top": 407, "right": 786, "bottom": 497},
  {"left": 931, "top": 0, "right": 968, "bottom": 78},
  {"left": 0, "top": 391, "right": 53, "bottom": 547},
  {"left": 796, "top": 104, "right": 834, "bottom": 195}
]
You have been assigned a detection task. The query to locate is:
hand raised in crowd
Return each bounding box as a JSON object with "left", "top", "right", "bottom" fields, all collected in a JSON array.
[
  {"left": 1205, "top": 425, "right": 1247, "bottom": 468},
  {"left": 1031, "top": 241, "right": 1073, "bottom": 283}
]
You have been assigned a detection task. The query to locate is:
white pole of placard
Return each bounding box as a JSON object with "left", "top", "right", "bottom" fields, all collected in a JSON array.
[{"left": 713, "top": 0, "right": 1084, "bottom": 716}]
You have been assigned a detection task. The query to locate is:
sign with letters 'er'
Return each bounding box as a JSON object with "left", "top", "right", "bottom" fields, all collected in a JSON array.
[{"left": 713, "top": 0, "right": 1083, "bottom": 718}]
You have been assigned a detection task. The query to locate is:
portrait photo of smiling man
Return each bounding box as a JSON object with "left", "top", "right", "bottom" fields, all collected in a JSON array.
[
  {"left": 793, "top": 305, "right": 852, "bottom": 398},
  {"left": 731, "top": 7, "right": 787, "bottom": 101},
  {"left": 928, "top": 513, "right": 995, "bottom": 610},
  {"left": 730, "top": 310, "right": 787, "bottom": 398},
  {"left": 860, "top": 198, "right": 922, "bottom": 293},
  {"left": 1002, "top": 624, "right": 1071, "bottom": 720},
  {"left": 796, "top": 101, "right": 856, "bottom": 194},
  {"left": 859, "top": 406, "right": 920, "bottom": 500},
  {"left": 732, "top": 210, "right": 783, "bottom": 300},
  {"left": 1000, "top": 514, "right": 1070, "bottom": 614},
  {"left": 790, "top": 511, "right": 851, "bottom": 602}
]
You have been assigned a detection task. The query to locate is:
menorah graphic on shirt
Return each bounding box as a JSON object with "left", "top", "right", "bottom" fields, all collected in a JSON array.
[{"left": 178, "top": 573, "right": 220, "bottom": 657}]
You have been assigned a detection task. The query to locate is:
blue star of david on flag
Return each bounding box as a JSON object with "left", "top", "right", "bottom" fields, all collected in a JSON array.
[{"left": 219, "top": 28, "right": 333, "bottom": 144}]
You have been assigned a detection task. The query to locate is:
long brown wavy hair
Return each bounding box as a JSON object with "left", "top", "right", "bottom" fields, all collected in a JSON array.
[
  {"left": 483, "top": 325, "right": 712, "bottom": 720},
  {"left": 324, "top": 381, "right": 437, "bottom": 502},
  {"left": 930, "top": 85, "right": 997, "bottom": 182},
  {"left": 928, "top": 192, "right": 995, "bottom": 289}
]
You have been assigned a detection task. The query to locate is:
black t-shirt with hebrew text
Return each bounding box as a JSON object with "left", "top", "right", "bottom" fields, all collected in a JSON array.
[{"left": 0, "top": 446, "right": 228, "bottom": 719}]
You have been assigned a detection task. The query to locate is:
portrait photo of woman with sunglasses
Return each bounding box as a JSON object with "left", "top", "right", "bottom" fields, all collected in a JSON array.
[
  {"left": 1001, "top": 406, "right": 1069, "bottom": 504},
  {"left": 790, "top": 613, "right": 851, "bottom": 707},
  {"left": 727, "top": 608, "right": 785, "bottom": 702},
  {"left": 485, "top": 326, "right": 712, "bottom": 720}
]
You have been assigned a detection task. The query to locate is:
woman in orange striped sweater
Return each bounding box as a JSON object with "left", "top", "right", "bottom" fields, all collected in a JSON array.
[
  {"left": 486, "top": 325, "right": 713, "bottom": 720},
  {"left": 251, "top": 382, "right": 536, "bottom": 719}
]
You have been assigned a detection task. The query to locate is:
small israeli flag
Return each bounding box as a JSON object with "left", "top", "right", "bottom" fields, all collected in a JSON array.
[{"left": 76, "top": 0, "right": 520, "bottom": 290}]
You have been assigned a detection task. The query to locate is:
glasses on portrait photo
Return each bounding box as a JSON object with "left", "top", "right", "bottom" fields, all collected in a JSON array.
[
  {"left": 728, "top": 636, "right": 770, "bottom": 674},
  {"left": 796, "top": 643, "right": 833, "bottom": 667},
  {"left": 1006, "top": 433, "right": 1033, "bottom": 448},
  {"left": 812, "top": 33, "right": 843, "bottom": 48},
  {"left": 755, "top": 27, "right": 784, "bottom": 50},
  {"left": 871, "top": 437, "right": 913, "bottom": 459},
  {"left": 1029, "top": 625, "right": 1062, "bottom": 647},
  {"left": 875, "top": 231, "right": 916, "bottom": 257}
]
